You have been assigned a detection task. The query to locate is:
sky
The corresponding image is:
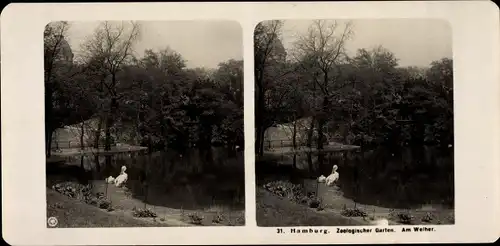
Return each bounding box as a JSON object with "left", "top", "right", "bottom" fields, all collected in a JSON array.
[
  {"left": 64, "top": 19, "right": 451, "bottom": 69},
  {"left": 280, "top": 19, "right": 452, "bottom": 67},
  {"left": 65, "top": 21, "right": 243, "bottom": 69}
]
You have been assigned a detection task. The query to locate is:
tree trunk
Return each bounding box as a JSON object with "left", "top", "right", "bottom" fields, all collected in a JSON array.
[
  {"left": 105, "top": 71, "right": 119, "bottom": 151},
  {"left": 255, "top": 113, "right": 261, "bottom": 155},
  {"left": 105, "top": 96, "right": 118, "bottom": 151},
  {"left": 259, "top": 127, "right": 265, "bottom": 156},
  {"left": 292, "top": 154, "right": 297, "bottom": 170},
  {"left": 307, "top": 117, "right": 316, "bottom": 148},
  {"left": 255, "top": 66, "right": 264, "bottom": 156},
  {"left": 80, "top": 121, "right": 85, "bottom": 150},
  {"left": 105, "top": 114, "right": 112, "bottom": 151},
  {"left": 317, "top": 119, "right": 325, "bottom": 150},
  {"left": 307, "top": 152, "right": 313, "bottom": 172},
  {"left": 46, "top": 128, "right": 53, "bottom": 157},
  {"left": 80, "top": 155, "right": 85, "bottom": 170},
  {"left": 45, "top": 84, "right": 54, "bottom": 157},
  {"left": 93, "top": 117, "right": 102, "bottom": 172},
  {"left": 255, "top": 86, "right": 266, "bottom": 157},
  {"left": 317, "top": 96, "right": 329, "bottom": 150},
  {"left": 94, "top": 155, "right": 101, "bottom": 172},
  {"left": 256, "top": 118, "right": 265, "bottom": 156},
  {"left": 292, "top": 116, "right": 297, "bottom": 149},
  {"left": 94, "top": 117, "right": 102, "bottom": 148}
]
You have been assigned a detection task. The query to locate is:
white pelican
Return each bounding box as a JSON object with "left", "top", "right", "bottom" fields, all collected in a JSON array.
[
  {"left": 325, "top": 165, "right": 339, "bottom": 187},
  {"left": 105, "top": 176, "right": 115, "bottom": 184},
  {"left": 114, "top": 166, "right": 128, "bottom": 187},
  {"left": 317, "top": 175, "right": 326, "bottom": 183}
]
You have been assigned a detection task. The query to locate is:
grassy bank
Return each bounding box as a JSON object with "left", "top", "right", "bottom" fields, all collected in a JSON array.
[
  {"left": 47, "top": 180, "right": 245, "bottom": 227},
  {"left": 256, "top": 179, "right": 455, "bottom": 226},
  {"left": 47, "top": 188, "right": 163, "bottom": 227},
  {"left": 256, "top": 187, "right": 369, "bottom": 226}
]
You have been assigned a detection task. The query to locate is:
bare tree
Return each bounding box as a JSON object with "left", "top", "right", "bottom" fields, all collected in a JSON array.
[
  {"left": 81, "top": 21, "right": 141, "bottom": 151},
  {"left": 292, "top": 20, "right": 354, "bottom": 150}
]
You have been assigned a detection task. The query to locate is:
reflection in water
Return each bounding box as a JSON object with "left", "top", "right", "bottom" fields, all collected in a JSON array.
[
  {"left": 256, "top": 146, "right": 454, "bottom": 209},
  {"left": 47, "top": 147, "right": 245, "bottom": 211}
]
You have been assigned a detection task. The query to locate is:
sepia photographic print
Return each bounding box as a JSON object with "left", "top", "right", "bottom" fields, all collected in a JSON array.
[
  {"left": 2, "top": 1, "right": 499, "bottom": 245},
  {"left": 255, "top": 19, "right": 455, "bottom": 227},
  {"left": 44, "top": 20, "right": 245, "bottom": 227}
]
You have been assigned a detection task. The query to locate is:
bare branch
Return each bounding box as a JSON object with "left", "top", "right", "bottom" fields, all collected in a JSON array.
[{"left": 292, "top": 20, "right": 354, "bottom": 93}]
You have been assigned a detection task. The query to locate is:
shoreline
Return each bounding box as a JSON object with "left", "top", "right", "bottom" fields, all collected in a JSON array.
[
  {"left": 47, "top": 145, "right": 149, "bottom": 162},
  {"left": 257, "top": 184, "right": 454, "bottom": 226},
  {"left": 47, "top": 180, "right": 245, "bottom": 227}
]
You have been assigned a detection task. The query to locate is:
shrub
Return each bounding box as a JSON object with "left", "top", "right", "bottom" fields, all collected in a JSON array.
[
  {"left": 264, "top": 180, "right": 325, "bottom": 210},
  {"left": 48, "top": 202, "right": 64, "bottom": 209},
  {"left": 188, "top": 213, "right": 204, "bottom": 225},
  {"left": 98, "top": 199, "right": 112, "bottom": 210},
  {"left": 397, "top": 211, "right": 414, "bottom": 224},
  {"left": 132, "top": 207, "right": 157, "bottom": 218},
  {"left": 421, "top": 212, "right": 434, "bottom": 223},
  {"left": 52, "top": 182, "right": 93, "bottom": 200},
  {"left": 308, "top": 199, "right": 321, "bottom": 209},
  {"left": 212, "top": 213, "right": 224, "bottom": 224},
  {"left": 341, "top": 205, "right": 368, "bottom": 217}
]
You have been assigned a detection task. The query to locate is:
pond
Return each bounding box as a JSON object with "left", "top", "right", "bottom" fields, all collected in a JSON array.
[
  {"left": 47, "top": 147, "right": 245, "bottom": 216},
  {"left": 256, "top": 146, "right": 454, "bottom": 210}
]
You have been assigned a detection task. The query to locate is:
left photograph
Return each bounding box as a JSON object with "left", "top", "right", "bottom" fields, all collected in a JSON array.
[{"left": 45, "top": 20, "right": 244, "bottom": 227}]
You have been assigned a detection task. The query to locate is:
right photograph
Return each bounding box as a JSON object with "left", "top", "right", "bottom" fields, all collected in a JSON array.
[{"left": 254, "top": 19, "right": 454, "bottom": 227}]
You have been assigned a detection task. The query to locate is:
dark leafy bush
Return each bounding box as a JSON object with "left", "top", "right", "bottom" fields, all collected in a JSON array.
[
  {"left": 98, "top": 199, "right": 112, "bottom": 209},
  {"left": 132, "top": 207, "right": 157, "bottom": 218},
  {"left": 212, "top": 213, "right": 224, "bottom": 224},
  {"left": 341, "top": 206, "right": 368, "bottom": 217},
  {"left": 397, "top": 211, "right": 414, "bottom": 224},
  {"left": 52, "top": 182, "right": 93, "bottom": 199},
  {"left": 308, "top": 199, "right": 321, "bottom": 208},
  {"left": 188, "top": 213, "right": 204, "bottom": 225},
  {"left": 421, "top": 212, "right": 434, "bottom": 222},
  {"left": 48, "top": 202, "right": 64, "bottom": 209},
  {"left": 264, "top": 180, "right": 326, "bottom": 211},
  {"left": 263, "top": 180, "right": 302, "bottom": 199},
  {"left": 51, "top": 181, "right": 117, "bottom": 211}
]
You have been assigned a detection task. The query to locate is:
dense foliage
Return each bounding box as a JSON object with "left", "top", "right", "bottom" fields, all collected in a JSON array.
[
  {"left": 44, "top": 21, "right": 243, "bottom": 156},
  {"left": 254, "top": 20, "right": 453, "bottom": 155}
]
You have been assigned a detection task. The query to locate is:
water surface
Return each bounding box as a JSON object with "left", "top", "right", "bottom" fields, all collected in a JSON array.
[
  {"left": 47, "top": 147, "right": 245, "bottom": 212},
  {"left": 256, "top": 146, "right": 454, "bottom": 209}
]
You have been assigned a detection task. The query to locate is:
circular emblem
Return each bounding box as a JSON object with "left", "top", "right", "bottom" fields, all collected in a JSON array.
[{"left": 47, "top": 217, "right": 58, "bottom": 227}]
